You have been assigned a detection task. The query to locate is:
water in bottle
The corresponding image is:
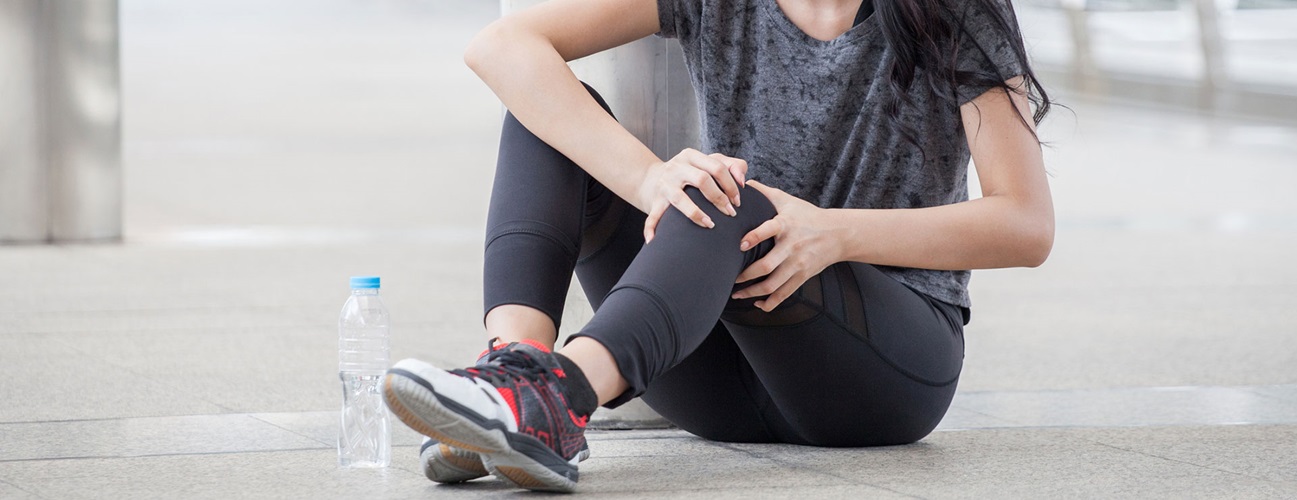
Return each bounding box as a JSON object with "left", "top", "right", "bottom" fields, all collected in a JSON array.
[{"left": 338, "top": 276, "right": 391, "bottom": 467}]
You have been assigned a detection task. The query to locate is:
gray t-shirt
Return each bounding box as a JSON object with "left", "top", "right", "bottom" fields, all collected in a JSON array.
[{"left": 656, "top": 0, "right": 1027, "bottom": 308}]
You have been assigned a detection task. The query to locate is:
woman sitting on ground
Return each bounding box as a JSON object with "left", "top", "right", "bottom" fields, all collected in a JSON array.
[{"left": 384, "top": 0, "right": 1054, "bottom": 492}]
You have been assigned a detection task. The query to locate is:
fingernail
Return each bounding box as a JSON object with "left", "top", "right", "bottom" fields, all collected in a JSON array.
[
  {"left": 731, "top": 293, "right": 740, "bottom": 299},
  {"left": 735, "top": 193, "right": 741, "bottom": 207},
  {"left": 726, "top": 204, "right": 736, "bottom": 217},
  {"left": 740, "top": 240, "right": 750, "bottom": 251},
  {"left": 704, "top": 216, "right": 715, "bottom": 228}
]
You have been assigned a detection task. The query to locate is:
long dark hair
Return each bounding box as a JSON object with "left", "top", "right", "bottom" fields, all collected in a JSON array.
[{"left": 874, "top": 0, "right": 1051, "bottom": 151}]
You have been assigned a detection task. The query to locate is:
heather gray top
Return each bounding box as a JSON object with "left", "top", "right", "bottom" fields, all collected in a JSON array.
[{"left": 657, "top": 0, "right": 1027, "bottom": 308}]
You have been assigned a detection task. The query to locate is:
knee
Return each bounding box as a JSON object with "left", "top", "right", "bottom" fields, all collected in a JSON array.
[
  {"left": 679, "top": 184, "right": 777, "bottom": 232},
  {"left": 648, "top": 185, "right": 777, "bottom": 259}
]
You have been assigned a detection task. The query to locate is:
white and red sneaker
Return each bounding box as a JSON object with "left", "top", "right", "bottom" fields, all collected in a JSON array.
[{"left": 385, "top": 340, "right": 593, "bottom": 492}]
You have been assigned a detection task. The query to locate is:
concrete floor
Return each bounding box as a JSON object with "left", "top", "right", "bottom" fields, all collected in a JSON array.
[{"left": 1, "top": 0, "right": 1295, "bottom": 498}]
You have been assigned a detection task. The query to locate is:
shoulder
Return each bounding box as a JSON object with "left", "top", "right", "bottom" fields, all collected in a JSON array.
[{"left": 939, "top": 0, "right": 1021, "bottom": 39}]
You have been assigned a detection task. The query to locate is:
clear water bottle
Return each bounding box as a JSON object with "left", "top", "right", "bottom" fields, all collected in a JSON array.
[{"left": 338, "top": 276, "right": 391, "bottom": 467}]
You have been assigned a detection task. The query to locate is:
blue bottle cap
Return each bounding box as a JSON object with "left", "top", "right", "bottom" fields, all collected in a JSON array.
[{"left": 349, "top": 276, "right": 380, "bottom": 289}]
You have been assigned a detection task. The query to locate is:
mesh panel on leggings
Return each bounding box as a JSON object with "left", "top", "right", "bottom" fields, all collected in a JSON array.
[
  {"left": 722, "top": 274, "right": 825, "bottom": 327},
  {"left": 837, "top": 263, "right": 868, "bottom": 337},
  {"left": 722, "top": 264, "right": 869, "bottom": 338}
]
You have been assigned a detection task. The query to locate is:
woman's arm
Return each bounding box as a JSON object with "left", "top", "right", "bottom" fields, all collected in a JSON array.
[
  {"left": 733, "top": 78, "right": 1053, "bottom": 310},
  {"left": 465, "top": 0, "right": 659, "bottom": 210},
  {"left": 826, "top": 77, "right": 1055, "bottom": 270},
  {"left": 465, "top": 0, "right": 745, "bottom": 232}
]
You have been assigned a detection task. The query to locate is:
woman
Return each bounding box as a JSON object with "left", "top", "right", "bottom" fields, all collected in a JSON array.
[{"left": 383, "top": 0, "right": 1054, "bottom": 492}]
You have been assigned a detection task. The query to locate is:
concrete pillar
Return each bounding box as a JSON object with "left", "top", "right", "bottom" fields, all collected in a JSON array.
[
  {"left": 1062, "top": 0, "right": 1103, "bottom": 95},
  {"left": 1193, "top": 0, "right": 1227, "bottom": 109},
  {"left": 498, "top": 0, "right": 700, "bottom": 161},
  {"left": 0, "top": 0, "right": 47, "bottom": 242},
  {"left": 0, "top": 0, "right": 121, "bottom": 244}
]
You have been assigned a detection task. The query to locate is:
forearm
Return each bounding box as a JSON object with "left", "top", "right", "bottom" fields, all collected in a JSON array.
[
  {"left": 465, "top": 26, "right": 660, "bottom": 212},
  {"left": 825, "top": 194, "right": 1054, "bottom": 270}
]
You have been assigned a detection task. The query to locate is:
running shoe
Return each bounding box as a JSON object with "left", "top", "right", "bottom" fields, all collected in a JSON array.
[
  {"left": 419, "top": 437, "right": 488, "bottom": 483},
  {"left": 385, "top": 339, "right": 592, "bottom": 492},
  {"left": 417, "top": 346, "right": 496, "bottom": 484},
  {"left": 420, "top": 435, "right": 591, "bottom": 483}
]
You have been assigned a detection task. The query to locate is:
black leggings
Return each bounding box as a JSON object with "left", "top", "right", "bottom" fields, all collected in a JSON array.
[{"left": 483, "top": 84, "right": 967, "bottom": 447}]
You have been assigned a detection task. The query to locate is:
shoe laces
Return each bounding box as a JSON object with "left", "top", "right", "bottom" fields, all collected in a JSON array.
[{"left": 451, "top": 337, "right": 556, "bottom": 387}]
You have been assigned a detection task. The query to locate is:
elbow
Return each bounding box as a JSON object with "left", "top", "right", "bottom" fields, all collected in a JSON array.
[
  {"left": 463, "top": 21, "right": 507, "bottom": 74},
  {"left": 1019, "top": 216, "right": 1054, "bottom": 268}
]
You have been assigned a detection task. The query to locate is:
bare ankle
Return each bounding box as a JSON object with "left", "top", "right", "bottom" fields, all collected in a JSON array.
[
  {"left": 558, "top": 337, "right": 631, "bottom": 406},
  {"left": 485, "top": 304, "right": 558, "bottom": 348}
]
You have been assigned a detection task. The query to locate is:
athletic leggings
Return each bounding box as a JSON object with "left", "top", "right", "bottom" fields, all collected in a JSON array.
[{"left": 483, "top": 83, "right": 967, "bottom": 447}]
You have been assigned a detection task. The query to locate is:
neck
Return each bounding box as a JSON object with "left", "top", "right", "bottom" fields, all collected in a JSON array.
[
  {"left": 800, "top": 0, "right": 860, "bottom": 10},
  {"left": 777, "top": 0, "right": 865, "bottom": 41}
]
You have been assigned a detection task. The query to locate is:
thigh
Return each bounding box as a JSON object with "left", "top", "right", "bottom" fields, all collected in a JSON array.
[
  {"left": 572, "top": 184, "right": 645, "bottom": 312},
  {"left": 721, "top": 262, "right": 966, "bottom": 447},
  {"left": 638, "top": 321, "right": 801, "bottom": 444}
]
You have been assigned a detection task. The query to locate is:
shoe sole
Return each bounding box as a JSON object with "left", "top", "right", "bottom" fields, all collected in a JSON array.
[
  {"left": 420, "top": 440, "right": 488, "bottom": 483},
  {"left": 421, "top": 440, "right": 592, "bottom": 485},
  {"left": 384, "top": 361, "right": 579, "bottom": 493}
]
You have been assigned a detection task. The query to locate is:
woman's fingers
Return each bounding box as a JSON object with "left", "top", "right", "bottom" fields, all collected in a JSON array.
[
  {"left": 734, "top": 247, "right": 785, "bottom": 285},
  {"left": 667, "top": 189, "right": 715, "bottom": 229},
  {"left": 644, "top": 149, "right": 758, "bottom": 241},
  {"left": 682, "top": 169, "right": 736, "bottom": 217},
  {"left": 733, "top": 261, "right": 793, "bottom": 300},
  {"left": 709, "top": 153, "right": 747, "bottom": 205},
  {"left": 643, "top": 201, "right": 668, "bottom": 243},
  {"left": 744, "top": 179, "right": 785, "bottom": 207},
  {"left": 683, "top": 149, "right": 740, "bottom": 211},
  {"left": 739, "top": 218, "right": 780, "bottom": 252},
  {"left": 754, "top": 271, "right": 807, "bottom": 312}
]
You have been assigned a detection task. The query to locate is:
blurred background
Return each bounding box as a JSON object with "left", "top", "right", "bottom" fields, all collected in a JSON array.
[{"left": 1, "top": 0, "right": 1295, "bottom": 497}]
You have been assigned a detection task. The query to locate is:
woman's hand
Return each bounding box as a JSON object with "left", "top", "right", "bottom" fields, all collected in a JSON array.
[
  {"left": 639, "top": 149, "right": 748, "bottom": 242},
  {"left": 731, "top": 180, "right": 842, "bottom": 312}
]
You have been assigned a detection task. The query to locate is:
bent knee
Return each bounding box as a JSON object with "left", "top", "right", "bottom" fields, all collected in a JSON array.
[{"left": 677, "top": 184, "right": 776, "bottom": 229}]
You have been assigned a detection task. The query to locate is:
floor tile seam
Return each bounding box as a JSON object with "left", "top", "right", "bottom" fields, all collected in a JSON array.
[
  {"left": 1243, "top": 386, "right": 1297, "bottom": 404},
  {"left": 971, "top": 283, "right": 1297, "bottom": 294},
  {"left": 0, "top": 442, "right": 427, "bottom": 464},
  {"left": 1, "top": 325, "right": 345, "bottom": 336},
  {"left": 708, "top": 442, "right": 927, "bottom": 499},
  {"left": 1084, "top": 439, "right": 1288, "bottom": 485},
  {"left": 956, "top": 383, "right": 1297, "bottom": 397},
  {"left": 0, "top": 476, "right": 49, "bottom": 500},
  {"left": 0, "top": 410, "right": 303, "bottom": 426},
  {"left": 41, "top": 336, "right": 242, "bottom": 414},
  {"left": 575, "top": 482, "right": 923, "bottom": 496},
  {"left": 586, "top": 432, "right": 694, "bottom": 442},
  {"left": 945, "top": 404, "right": 1032, "bottom": 428},
  {"left": 0, "top": 320, "right": 471, "bottom": 336},
  {"left": 0, "top": 305, "right": 324, "bottom": 315},
  {"left": 246, "top": 414, "right": 334, "bottom": 448},
  {"left": 935, "top": 422, "right": 1297, "bottom": 433},
  {"left": 0, "top": 446, "right": 335, "bottom": 464}
]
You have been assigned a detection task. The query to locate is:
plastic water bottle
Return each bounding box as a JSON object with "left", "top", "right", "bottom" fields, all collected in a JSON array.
[{"left": 338, "top": 276, "right": 391, "bottom": 467}]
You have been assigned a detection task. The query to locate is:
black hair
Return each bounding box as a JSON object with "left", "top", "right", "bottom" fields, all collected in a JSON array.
[{"left": 874, "top": 0, "right": 1052, "bottom": 152}]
